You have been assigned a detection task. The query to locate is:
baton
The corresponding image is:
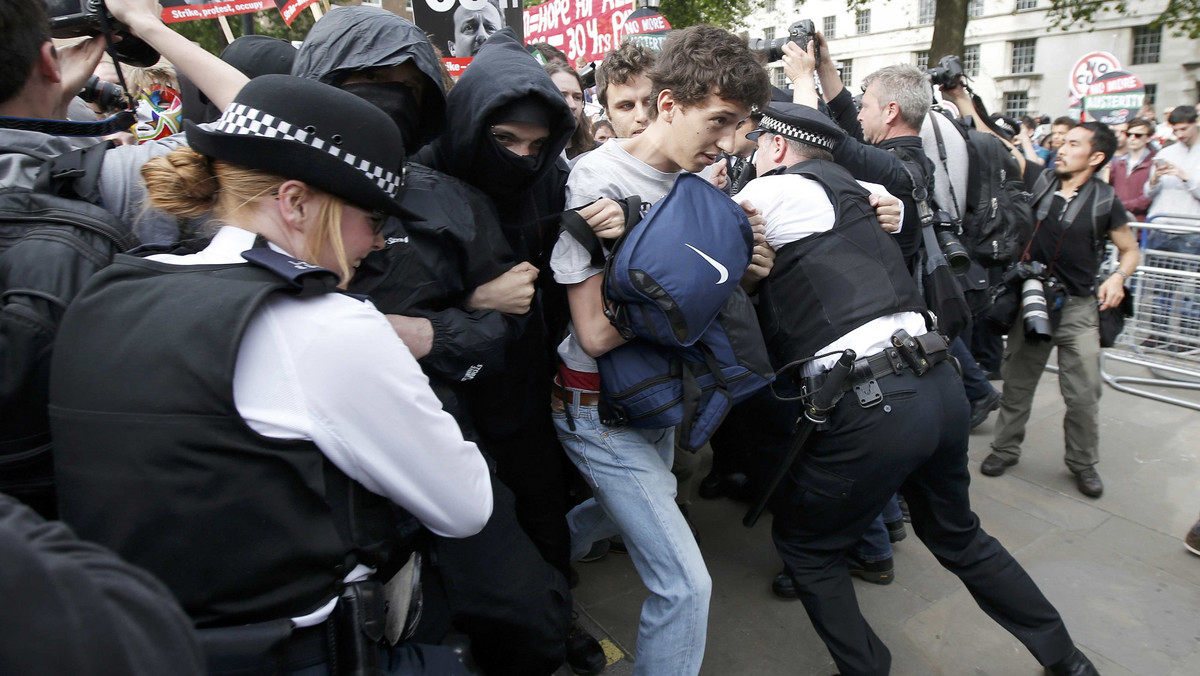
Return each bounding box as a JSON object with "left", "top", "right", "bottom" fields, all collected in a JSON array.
[{"left": 743, "top": 349, "right": 857, "bottom": 528}]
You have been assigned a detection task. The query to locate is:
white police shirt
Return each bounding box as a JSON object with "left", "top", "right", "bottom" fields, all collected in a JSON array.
[
  {"left": 148, "top": 226, "right": 493, "bottom": 624},
  {"left": 735, "top": 174, "right": 927, "bottom": 374}
]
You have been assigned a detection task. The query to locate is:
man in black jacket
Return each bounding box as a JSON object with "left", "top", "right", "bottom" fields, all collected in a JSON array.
[{"left": 0, "top": 0, "right": 247, "bottom": 518}]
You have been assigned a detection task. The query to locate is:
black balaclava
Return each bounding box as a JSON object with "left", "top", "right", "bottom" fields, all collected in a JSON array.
[
  {"left": 341, "top": 81, "right": 422, "bottom": 150},
  {"left": 477, "top": 96, "right": 555, "bottom": 198}
]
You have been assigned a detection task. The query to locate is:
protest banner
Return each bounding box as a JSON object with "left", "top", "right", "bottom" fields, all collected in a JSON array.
[
  {"left": 523, "top": 0, "right": 640, "bottom": 64},
  {"left": 1082, "top": 71, "right": 1145, "bottom": 125},
  {"left": 159, "top": 0, "right": 273, "bottom": 24}
]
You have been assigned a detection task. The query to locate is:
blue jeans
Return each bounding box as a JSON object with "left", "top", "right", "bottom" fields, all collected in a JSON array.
[
  {"left": 854, "top": 495, "right": 903, "bottom": 563},
  {"left": 552, "top": 404, "right": 711, "bottom": 676}
]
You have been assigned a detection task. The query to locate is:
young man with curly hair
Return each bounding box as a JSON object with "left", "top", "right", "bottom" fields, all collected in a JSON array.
[{"left": 549, "top": 25, "right": 771, "bottom": 676}]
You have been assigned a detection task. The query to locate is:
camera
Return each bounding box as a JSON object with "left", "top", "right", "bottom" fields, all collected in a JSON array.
[
  {"left": 748, "top": 19, "right": 819, "bottom": 66},
  {"left": 932, "top": 209, "right": 970, "bottom": 274},
  {"left": 1004, "top": 261, "right": 1055, "bottom": 343},
  {"left": 578, "top": 62, "right": 596, "bottom": 90},
  {"left": 925, "top": 54, "right": 964, "bottom": 89},
  {"left": 47, "top": 0, "right": 159, "bottom": 68},
  {"left": 78, "top": 75, "right": 125, "bottom": 112}
]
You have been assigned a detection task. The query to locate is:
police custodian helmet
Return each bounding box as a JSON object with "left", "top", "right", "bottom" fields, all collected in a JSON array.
[{"left": 185, "top": 74, "right": 415, "bottom": 219}]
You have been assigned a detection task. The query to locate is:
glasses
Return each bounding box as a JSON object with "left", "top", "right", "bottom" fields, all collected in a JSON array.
[{"left": 1127, "top": 132, "right": 1149, "bottom": 138}]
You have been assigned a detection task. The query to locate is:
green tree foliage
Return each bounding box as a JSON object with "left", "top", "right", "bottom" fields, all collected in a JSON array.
[
  {"left": 1045, "top": 0, "right": 1200, "bottom": 39},
  {"left": 659, "top": 0, "right": 765, "bottom": 31}
]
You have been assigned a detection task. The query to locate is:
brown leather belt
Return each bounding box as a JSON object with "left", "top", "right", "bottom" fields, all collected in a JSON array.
[{"left": 551, "top": 388, "right": 601, "bottom": 411}]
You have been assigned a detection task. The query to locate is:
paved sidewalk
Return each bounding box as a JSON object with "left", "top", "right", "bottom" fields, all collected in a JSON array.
[{"left": 566, "top": 356, "right": 1200, "bottom": 675}]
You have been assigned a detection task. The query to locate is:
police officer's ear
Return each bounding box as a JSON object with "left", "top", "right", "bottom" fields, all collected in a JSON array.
[{"left": 277, "top": 180, "right": 317, "bottom": 230}]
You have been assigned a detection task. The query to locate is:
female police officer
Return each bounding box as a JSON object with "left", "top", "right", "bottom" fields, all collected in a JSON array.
[{"left": 47, "top": 75, "right": 492, "bottom": 675}]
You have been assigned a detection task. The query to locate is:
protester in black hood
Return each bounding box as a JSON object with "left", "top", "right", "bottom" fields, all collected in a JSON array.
[
  {"left": 413, "top": 29, "right": 608, "bottom": 676},
  {"left": 416, "top": 28, "right": 574, "bottom": 216},
  {"left": 292, "top": 4, "right": 446, "bottom": 149},
  {"left": 293, "top": 10, "right": 587, "bottom": 676}
]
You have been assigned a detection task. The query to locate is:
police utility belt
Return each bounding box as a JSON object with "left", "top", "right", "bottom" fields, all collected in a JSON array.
[{"left": 801, "top": 330, "right": 950, "bottom": 408}]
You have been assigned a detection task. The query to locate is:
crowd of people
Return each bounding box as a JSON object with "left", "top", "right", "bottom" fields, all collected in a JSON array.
[{"left": 2, "top": 0, "right": 1198, "bottom": 674}]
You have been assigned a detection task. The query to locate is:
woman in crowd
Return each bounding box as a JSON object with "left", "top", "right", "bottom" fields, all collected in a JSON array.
[
  {"left": 49, "top": 75, "right": 492, "bottom": 675},
  {"left": 546, "top": 61, "right": 596, "bottom": 159}
]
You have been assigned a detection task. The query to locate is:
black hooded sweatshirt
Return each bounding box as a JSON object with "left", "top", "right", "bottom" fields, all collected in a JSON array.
[
  {"left": 414, "top": 29, "right": 577, "bottom": 438},
  {"left": 292, "top": 7, "right": 520, "bottom": 425}
]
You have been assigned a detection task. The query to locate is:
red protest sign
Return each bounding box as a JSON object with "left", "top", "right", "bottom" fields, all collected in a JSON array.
[
  {"left": 523, "top": 0, "right": 640, "bottom": 64},
  {"left": 160, "top": 0, "right": 274, "bottom": 24},
  {"left": 276, "top": 0, "right": 321, "bottom": 26}
]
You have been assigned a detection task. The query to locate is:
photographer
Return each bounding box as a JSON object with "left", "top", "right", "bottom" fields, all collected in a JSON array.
[
  {"left": 981, "top": 123, "right": 1139, "bottom": 498},
  {"left": 1, "top": 0, "right": 246, "bottom": 518}
]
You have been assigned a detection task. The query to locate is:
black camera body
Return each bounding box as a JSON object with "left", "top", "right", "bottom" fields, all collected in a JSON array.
[
  {"left": 925, "top": 54, "right": 964, "bottom": 89},
  {"left": 749, "top": 19, "right": 819, "bottom": 66},
  {"left": 1005, "top": 261, "right": 1060, "bottom": 343},
  {"left": 47, "top": 0, "right": 159, "bottom": 67}
]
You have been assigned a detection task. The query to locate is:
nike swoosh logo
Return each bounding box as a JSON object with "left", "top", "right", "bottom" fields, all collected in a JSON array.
[{"left": 684, "top": 244, "right": 729, "bottom": 284}]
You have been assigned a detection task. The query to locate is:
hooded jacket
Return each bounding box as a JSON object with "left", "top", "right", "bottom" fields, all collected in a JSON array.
[
  {"left": 291, "top": 6, "right": 520, "bottom": 420},
  {"left": 413, "top": 28, "right": 577, "bottom": 437}
]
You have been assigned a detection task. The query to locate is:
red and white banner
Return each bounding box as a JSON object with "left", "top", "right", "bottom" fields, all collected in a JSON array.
[
  {"left": 276, "top": 0, "right": 321, "bottom": 26},
  {"left": 523, "top": 0, "right": 641, "bottom": 64},
  {"left": 159, "top": 0, "right": 273, "bottom": 24}
]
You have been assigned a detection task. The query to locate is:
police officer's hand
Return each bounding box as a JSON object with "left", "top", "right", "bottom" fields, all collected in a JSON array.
[
  {"left": 578, "top": 198, "right": 627, "bottom": 239},
  {"left": 1097, "top": 274, "right": 1126, "bottom": 311},
  {"left": 707, "top": 157, "right": 729, "bottom": 191},
  {"left": 386, "top": 315, "right": 434, "bottom": 360},
  {"left": 465, "top": 262, "right": 538, "bottom": 314},
  {"left": 869, "top": 193, "right": 902, "bottom": 233}
]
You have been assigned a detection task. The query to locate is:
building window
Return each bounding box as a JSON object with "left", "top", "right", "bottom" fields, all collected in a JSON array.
[
  {"left": 1010, "top": 38, "right": 1036, "bottom": 74},
  {"left": 968, "top": 0, "right": 984, "bottom": 18},
  {"left": 839, "top": 59, "right": 853, "bottom": 88},
  {"left": 1143, "top": 83, "right": 1157, "bottom": 106},
  {"left": 916, "top": 50, "right": 930, "bottom": 69},
  {"left": 963, "top": 44, "right": 980, "bottom": 76},
  {"left": 772, "top": 67, "right": 789, "bottom": 89},
  {"left": 1015, "top": 0, "right": 1037, "bottom": 9},
  {"left": 1004, "top": 92, "right": 1029, "bottom": 118},
  {"left": 919, "top": 0, "right": 936, "bottom": 24},
  {"left": 765, "top": 0, "right": 776, "bottom": 11},
  {"left": 764, "top": 26, "right": 775, "bottom": 41},
  {"left": 794, "top": 0, "right": 802, "bottom": 9},
  {"left": 1132, "top": 24, "right": 1162, "bottom": 65},
  {"left": 856, "top": 9, "right": 871, "bottom": 34},
  {"left": 823, "top": 15, "right": 836, "bottom": 39}
]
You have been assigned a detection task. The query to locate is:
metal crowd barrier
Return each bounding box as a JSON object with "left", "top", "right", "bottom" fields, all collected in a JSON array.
[{"left": 1099, "top": 215, "right": 1200, "bottom": 411}]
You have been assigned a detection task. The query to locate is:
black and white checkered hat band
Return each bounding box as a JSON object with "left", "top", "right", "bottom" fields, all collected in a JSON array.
[
  {"left": 213, "top": 103, "right": 403, "bottom": 198},
  {"left": 759, "top": 115, "right": 836, "bottom": 150}
]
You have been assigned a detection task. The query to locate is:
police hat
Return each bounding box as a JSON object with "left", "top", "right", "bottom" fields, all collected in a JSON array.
[
  {"left": 185, "top": 75, "right": 413, "bottom": 219},
  {"left": 746, "top": 102, "right": 844, "bottom": 151}
]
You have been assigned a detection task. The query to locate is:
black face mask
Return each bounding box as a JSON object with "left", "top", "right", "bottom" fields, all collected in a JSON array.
[
  {"left": 472, "top": 135, "right": 545, "bottom": 199},
  {"left": 341, "top": 81, "right": 422, "bottom": 149}
]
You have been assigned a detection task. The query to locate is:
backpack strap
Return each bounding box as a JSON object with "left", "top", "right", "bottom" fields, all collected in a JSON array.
[
  {"left": 33, "top": 140, "right": 115, "bottom": 206},
  {"left": 557, "top": 195, "right": 643, "bottom": 269}
]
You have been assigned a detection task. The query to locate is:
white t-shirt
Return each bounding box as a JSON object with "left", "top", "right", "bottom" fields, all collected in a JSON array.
[
  {"left": 735, "top": 173, "right": 925, "bottom": 374},
  {"left": 551, "top": 139, "right": 680, "bottom": 373}
]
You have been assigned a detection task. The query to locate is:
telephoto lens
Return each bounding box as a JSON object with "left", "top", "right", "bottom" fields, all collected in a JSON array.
[
  {"left": 1020, "top": 278, "right": 1053, "bottom": 343},
  {"left": 935, "top": 228, "right": 971, "bottom": 274}
]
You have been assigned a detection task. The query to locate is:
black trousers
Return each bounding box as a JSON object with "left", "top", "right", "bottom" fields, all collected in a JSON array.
[{"left": 768, "top": 362, "right": 1075, "bottom": 676}]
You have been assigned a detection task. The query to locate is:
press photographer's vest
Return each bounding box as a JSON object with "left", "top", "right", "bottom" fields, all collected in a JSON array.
[
  {"left": 49, "top": 250, "right": 400, "bottom": 628},
  {"left": 757, "top": 159, "right": 925, "bottom": 363}
]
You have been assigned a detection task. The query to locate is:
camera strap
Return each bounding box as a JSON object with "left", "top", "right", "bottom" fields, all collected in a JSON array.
[
  {"left": 0, "top": 112, "right": 135, "bottom": 137},
  {"left": 927, "top": 110, "right": 963, "bottom": 224}
]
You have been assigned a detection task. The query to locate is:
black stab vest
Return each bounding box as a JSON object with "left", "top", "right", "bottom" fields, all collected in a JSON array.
[
  {"left": 49, "top": 248, "right": 400, "bottom": 628},
  {"left": 757, "top": 159, "right": 926, "bottom": 364}
]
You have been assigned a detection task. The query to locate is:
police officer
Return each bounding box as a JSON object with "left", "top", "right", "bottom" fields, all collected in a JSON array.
[
  {"left": 740, "top": 103, "right": 1099, "bottom": 676},
  {"left": 48, "top": 76, "right": 492, "bottom": 674}
]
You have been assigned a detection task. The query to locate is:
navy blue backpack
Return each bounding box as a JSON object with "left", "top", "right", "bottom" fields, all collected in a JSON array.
[{"left": 560, "top": 173, "right": 774, "bottom": 451}]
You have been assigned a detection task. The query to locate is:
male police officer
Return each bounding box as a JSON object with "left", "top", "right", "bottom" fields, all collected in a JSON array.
[{"left": 741, "top": 103, "right": 1099, "bottom": 676}]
